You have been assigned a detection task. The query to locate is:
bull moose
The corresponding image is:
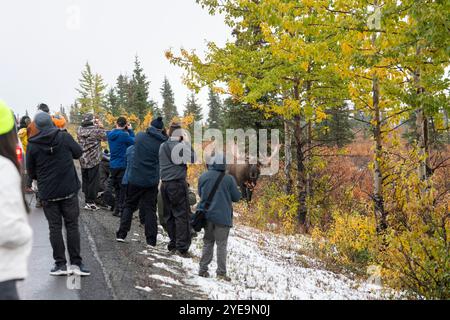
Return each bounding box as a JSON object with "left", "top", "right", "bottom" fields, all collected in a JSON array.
[{"left": 227, "top": 144, "right": 279, "bottom": 202}]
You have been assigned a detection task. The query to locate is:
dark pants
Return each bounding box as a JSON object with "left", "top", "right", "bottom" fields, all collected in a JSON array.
[
  {"left": 42, "top": 195, "right": 82, "bottom": 267},
  {"left": 0, "top": 280, "right": 19, "bottom": 300},
  {"left": 100, "top": 176, "right": 115, "bottom": 209},
  {"left": 81, "top": 165, "right": 99, "bottom": 204},
  {"left": 121, "top": 184, "right": 145, "bottom": 224},
  {"left": 110, "top": 168, "right": 126, "bottom": 216},
  {"left": 25, "top": 173, "right": 33, "bottom": 189},
  {"left": 117, "top": 184, "right": 158, "bottom": 246},
  {"left": 161, "top": 180, "right": 191, "bottom": 253},
  {"left": 98, "top": 161, "right": 110, "bottom": 193}
]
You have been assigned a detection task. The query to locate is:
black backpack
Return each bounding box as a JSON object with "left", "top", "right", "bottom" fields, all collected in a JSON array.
[{"left": 191, "top": 172, "right": 225, "bottom": 232}]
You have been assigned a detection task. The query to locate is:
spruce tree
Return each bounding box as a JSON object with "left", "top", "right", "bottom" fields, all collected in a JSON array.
[
  {"left": 148, "top": 99, "right": 161, "bottom": 118},
  {"left": 69, "top": 101, "right": 82, "bottom": 124},
  {"left": 183, "top": 92, "right": 203, "bottom": 121},
  {"left": 160, "top": 77, "right": 178, "bottom": 123},
  {"left": 319, "top": 103, "right": 355, "bottom": 148},
  {"left": 183, "top": 92, "right": 203, "bottom": 136},
  {"left": 207, "top": 87, "right": 223, "bottom": 130},
  {"left": 106, "top": 88, "right": 121, "bottom": 116},
  {"left": 59, "top": 105, "right": 68, "bottom": 119},
  {"left": 116, "top": 74, "right": 130, "bottom": 113},
  {"left": 131, "top": 56, "right": 151, "bottom": 121}
]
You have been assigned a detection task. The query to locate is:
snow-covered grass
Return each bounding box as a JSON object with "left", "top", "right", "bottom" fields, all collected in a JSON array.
[
  {"left": 170, "top": 225, "right": 392, "bottom": 300},
  {"left": 149, "top": 274, "right": 184, "bottom": 286},
  {"left": 135, "top": 286, "right": 153, "bottom": 293}
]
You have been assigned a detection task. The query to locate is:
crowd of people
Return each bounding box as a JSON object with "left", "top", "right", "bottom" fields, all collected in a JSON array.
[{"left": 0, "top": 100, "right": 241, "bottom": 300}]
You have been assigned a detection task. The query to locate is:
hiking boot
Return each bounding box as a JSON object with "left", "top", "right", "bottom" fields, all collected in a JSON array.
[
  {"left": 95, "top": 199, "right": 109, "bottom": 209},
  {"left": 71, "top": 264, "right": 91, "bottom": 276},
  {"left": 50, "top": 264, "right": 71, "bottom": 276},
  {"left": 217, "top": 274, "right": 231, "bottom": 282},
  {"left": 199, "top": 271, "right": 210, "bottom": 278}
]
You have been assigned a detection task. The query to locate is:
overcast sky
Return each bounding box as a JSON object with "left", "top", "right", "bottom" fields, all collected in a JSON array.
[{"left": 0, "top": 0, "right": 231, "bottom": 118}]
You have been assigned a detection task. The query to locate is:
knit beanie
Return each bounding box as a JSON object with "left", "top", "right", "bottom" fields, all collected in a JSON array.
[
  {"left": 151, "top": 116, "right": 164, "bottom": 130},
  {"left": 35, "top": 112, "right": 55, "bottom": 131},
  {"left": 0, "top": 100, "right": 15, "bottom": 135}
]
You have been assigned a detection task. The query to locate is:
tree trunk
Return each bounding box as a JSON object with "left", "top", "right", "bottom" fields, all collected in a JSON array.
[
  {"left": 414, "top": 45, "right": 430, "bottom": 181},
  {"left": 415, "top": 107, "right": 429, "bottom": 180},
  {"left": 444, "top": 108, "right": 450, "bottom": 144},
  {"left": 373, "top": 75, "right": 387, "bottom": 231},
  {"left": 371, "top": 1, "right": 387, "bottom": 232},
  {"left": 294, "top": 117, "right": 307, "bottom": 226},
  {"left": 305, "top": 120, "right": 312, "bottom": 229},
  {"left": 284, "top": 120, "right": 293, "bottom": 194},
  {"left": 292, "top": 83, "right": 307, "bottom": 227}
]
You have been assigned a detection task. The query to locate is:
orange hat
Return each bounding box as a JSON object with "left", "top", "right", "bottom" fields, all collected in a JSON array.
[{"left": 52, "top": 115, "right": 66, "bottom": 129}]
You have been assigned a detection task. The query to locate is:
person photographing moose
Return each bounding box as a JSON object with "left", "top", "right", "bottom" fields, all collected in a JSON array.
[
  {"left": 197, "top": 153, "right": 241, "bottom": 281},
  {"left": 107, "top": 117, "right": 135, "bottom": 218},
  {"left": 159, "top": 122, "right": 196, "bottom": 257},
  {"left": 116, "top": 117, "right": 167, "bottom": 246}
]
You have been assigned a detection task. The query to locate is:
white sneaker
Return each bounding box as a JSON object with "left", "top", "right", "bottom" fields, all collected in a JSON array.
[
  {"left": 116, "top": 238, "right": 126, "bottom": 243},
  {"left": 71, "top": 264, "right": 91, "bottom": 277},
  {"left": 84, "top": 203, "right": 100, "bottom": 211},
  {"left": 50, "top": 265, "right": 72, "bottom": 276}
]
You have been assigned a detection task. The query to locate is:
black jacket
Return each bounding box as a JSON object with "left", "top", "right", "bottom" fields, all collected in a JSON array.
[
  {"left": 129, "top": 127, "right": 168, "bottom": 188},
  {"left": 27, "top": 129, "right": 83, "bottom": 201}
]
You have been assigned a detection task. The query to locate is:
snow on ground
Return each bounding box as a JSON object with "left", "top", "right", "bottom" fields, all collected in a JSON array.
[
  {"left": 135, "top": 286, "right": 153, "bottom": 293},
  {"left": 149, "top": 274, "right": 184, "bottom": 286},
  {"left": 168, "top": 224, "right": 391, "bottom": 300}
]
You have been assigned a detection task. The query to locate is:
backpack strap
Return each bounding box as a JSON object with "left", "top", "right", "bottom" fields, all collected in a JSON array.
[{"left": 203, "top": 172, "right": 226, "bottom": 211}]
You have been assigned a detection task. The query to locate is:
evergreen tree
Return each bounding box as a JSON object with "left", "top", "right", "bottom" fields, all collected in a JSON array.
[
  {"left": 183, "top": 92, "right": 203, "bottom": 136},
  {"left": 116, "top": 74, "right": 130, "bottom": 113},
  {"left": 183, "top": 92, "right": 203, "bottom": 121},
  {"left": 59, "top": 105, "right": 68, "bottom": 119},
  {"left": 207, "top": 87, "right": 223, "bottom": 130},
  {"left": 69, "top": 101, "right": 82, "bottom": 124},
  {"left": 106, "top": 88, "right": 121, "bottom": 116},
  {"left": 319, "top": 104, "right": 355, "bottom": 148},
  {"left": 222, "top": 97, "right": 280, "bottom": 130},
  {"left": 160, "top": 77, "right": 178, "bottom": 123},
  {"left": 76, "top": 62, "right": 106, "bottom": 114},
  {"left": 149, "top": 99, "right": 161, "bottom": 117},
  {"left": 130, "top": 56, "right": 151, "bottom": 121}
]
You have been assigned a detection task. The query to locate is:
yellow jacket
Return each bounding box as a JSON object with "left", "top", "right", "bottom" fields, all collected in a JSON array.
[{"left": 18, "top": 128, "right": 28, "bottom": 154}]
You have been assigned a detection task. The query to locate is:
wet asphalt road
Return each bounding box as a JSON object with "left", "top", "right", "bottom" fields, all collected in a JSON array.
[
  {"left": 17, "top": 192, "right": 205, "bottom": 300},
  {"left": 17, "top": 194, "right": 112, "bottom": 300}
]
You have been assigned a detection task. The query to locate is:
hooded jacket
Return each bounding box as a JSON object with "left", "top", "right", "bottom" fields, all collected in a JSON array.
[
  {"left": 159, "top": 138, "right": 195, "bottom": 182},
  {"left": 107, "top": 128, "right": 135, "bottom": 169},
  {"left": 27, "top": 128, "right": 83, "bottom": 201},
  {"left": 129, "top": 126, "right": 168, "bottom": 187},
  {"left": 197, "top": 158, "right": 241, "bottom": 227},
  {"left": 77, "top": 121, "right": 106, "bottom": 169},
  {"left": 0, "top": 156, "right": 32, "bottom": 283}
]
